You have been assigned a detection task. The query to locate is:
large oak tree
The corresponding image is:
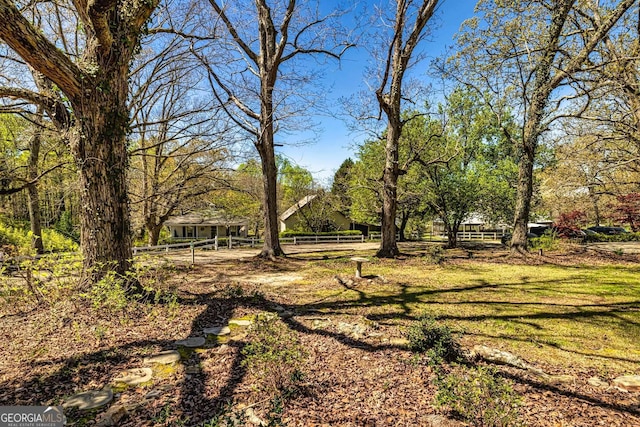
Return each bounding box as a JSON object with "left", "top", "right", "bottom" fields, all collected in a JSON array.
[
  {"left": 451, "top": 0, "right": 635, "bottom": 253},
  {"left": 0, "top": 0, "right": 159, "bottom": 284}
]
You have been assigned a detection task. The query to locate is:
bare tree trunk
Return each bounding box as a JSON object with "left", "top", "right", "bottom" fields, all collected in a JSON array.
[
  {"left": 511, "top": 128, "right": 537, "bottom": 254},
  {"left": 26, "top": 107, "right": 44, "bottom": 254},
  {"left": 508, "top": 0, "right": 633, "bottom": 253},
  {"left": 257, "top": 140, "right": 284, "bottom": 259},
  {"left": 398, "top": 210, "right": 409, "bottom": 242},
  {"left": 147, "top": 222, "right": 163, "bottom": 246},
  {"left": 71, "top": 79, "right": 133, "bottom": 286},
  {"left": 378, "top": 119, "right": 401, "bottom": 257},
  {"left": 445, "top": 224, "right": 457, "bottom": 249},
  {"left": 510, "top": 2, "right": 574, "bottom": 254},
  {"left": 590, "top": 189, "right": 601, "bottom": 226},
  {"left": 374, "top": 0, "right": 438, "bottom": 258},
  {"left": 256, "top": 38, "right": 284, "bottom": 258}
]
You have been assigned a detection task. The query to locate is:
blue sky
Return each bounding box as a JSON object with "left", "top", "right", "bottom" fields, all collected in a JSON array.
[{"left": 277, "top": 0, "right": 478, "bottom": 184}]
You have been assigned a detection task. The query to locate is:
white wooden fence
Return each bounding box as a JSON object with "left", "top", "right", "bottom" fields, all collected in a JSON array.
[
  {"left": 132, "top": 231, "right": 505, "bottom": 256},
  {"left": 132, "top": 234, "right": 368, "bottom": 255}
]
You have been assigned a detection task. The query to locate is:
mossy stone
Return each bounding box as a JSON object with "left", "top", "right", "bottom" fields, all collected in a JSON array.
[
  {"left": 143, "top": 350, "right": 181, "bottom": 365},
  {"left": 112, "top": 367, "right": 153, "bottom": 386},
  {"left": 204, "top": 326, "right": 231, "bottom": 336},
  {"left": 229, "top": 319, "right": 253, "bottom": 327},
  {"left": 175, "top": 337, "right": 206, "bottom": 348},
  {"left": 63, "top": 389, "right": 113, "bottom": 410}
]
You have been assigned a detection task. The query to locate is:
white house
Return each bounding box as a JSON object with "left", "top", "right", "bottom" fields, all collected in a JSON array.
[{"left": 165, "top": 212, "right": 248, "bottom": 239}]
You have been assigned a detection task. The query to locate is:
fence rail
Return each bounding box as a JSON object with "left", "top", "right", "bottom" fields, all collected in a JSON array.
[
  {"left": 131, "top": 231, "right": 507, "bottom": 256},
  {"left": 454, "top": 231, "right": 504, "bottom": 241},
  {"left": 133, "top": 234, "right": 371, "bottom": 255}
]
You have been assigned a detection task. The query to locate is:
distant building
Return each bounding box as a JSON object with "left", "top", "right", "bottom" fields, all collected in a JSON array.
[
  {"left": 431, "top": 213, "right": 510, "bottom": 234},
  {"left": 279, "top": 195, "right": 380, "bottom": 236},
  {"left": 165, "top": 212, "right": 248, "bottom": 239}
]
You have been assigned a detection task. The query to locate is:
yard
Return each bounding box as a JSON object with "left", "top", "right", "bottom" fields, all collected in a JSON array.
[{"left": 1, "top": 242, "right": 638, "bottom": 426}]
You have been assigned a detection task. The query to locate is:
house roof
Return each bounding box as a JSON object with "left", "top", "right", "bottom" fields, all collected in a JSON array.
[
  {"left": 165, "top": 212, "right": 248, "bottom": 227},
  {"left": 433, "top": 213, "right": 487, "bottom": 225},
  {"left": 280, "top": 194, "right": 318, "bottom": 221}
]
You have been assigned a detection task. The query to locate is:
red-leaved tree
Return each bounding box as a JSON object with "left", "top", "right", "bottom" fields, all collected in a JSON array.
[
  {"left": 553, "top": 210, "right": 587, "bottom": 238},
  {"left": 610, "top": 193, "right": 640, "bottom": 232}
]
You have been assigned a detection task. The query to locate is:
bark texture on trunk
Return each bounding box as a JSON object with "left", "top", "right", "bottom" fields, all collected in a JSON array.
[
  {"left": 375, "top": 0, "right": 438, "bottom": 258},
  {"left": 377, "top": 118, "right": 401, "bottom": 257},
  {"left": 0, "top": 0, "right": 158, "bottom": 287},
  {"left": 509, "top": 0, "right": 633, "bottom": 253},
  {"left": 27, "top": 108, "right": 44, "bottom": 254},
  {"left": 71, "top": 81, "right": 133, "bottom": 283},
  {"left": 257, "top": 136, "right": 284, "bottom": 259},
  {"left": 510, "top": 1, "right": 574, "bottom": 254},
  {"left": 254, "top": 1, "right": 286, "bottom": 260},
  {"left": 445, "top": 226, "right": 457, "bottom": 249}
]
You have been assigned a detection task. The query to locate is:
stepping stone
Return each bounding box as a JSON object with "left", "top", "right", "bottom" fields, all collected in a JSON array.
[
  {"left": 204, "top": 326, "right": 231, "bottom": 336},
  {"left": 175, "top": 337, "right": 206, "bottom": 348},
  {"left": 588, "top": 376, "right": 609, "bottom": 388},
  {"left": 63, "top": 389, "right": 113, "bottom": 410},
  {"left": 255, "top": 312, "right": 278, "bottom": 322},
  {"left": 613, "top": 375, "right": 640, "bottom": 392},
  {"left": 112, "top": 368, "right": 153, "bottom": 386},
  {"left": 539, "top": 373, "right": 575, "bottom": 385},
  {"left": 143, "top": 350, "right": 181, "bottom": 365},
  {"left": 229, "top": 319, "right": 253, "bottom": 327},
  {"left": 425, "top": 414, "right": 464, "bottom": 426}
]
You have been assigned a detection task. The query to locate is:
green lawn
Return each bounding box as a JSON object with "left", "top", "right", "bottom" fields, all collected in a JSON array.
[{"left": 282, "top": 250, "right": 640, "bottom": 374}]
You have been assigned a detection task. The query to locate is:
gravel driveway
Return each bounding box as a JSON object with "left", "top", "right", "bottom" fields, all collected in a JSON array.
[{"left": 143, "top": 241, "right": 381, "bottom": 265}]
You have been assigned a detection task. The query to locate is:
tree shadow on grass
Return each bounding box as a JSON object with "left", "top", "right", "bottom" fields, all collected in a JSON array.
[{"left": 1, "top": 263, "right": 639, "bottom": 424}]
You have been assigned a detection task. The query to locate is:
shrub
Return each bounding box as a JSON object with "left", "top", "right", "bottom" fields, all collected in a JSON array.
[
  {"left": 585, "top": 232, "right": 640, "bottom": 243},
  {"left": 41, "top": 229, "right": 78, "bottom": 252},
  {"left": 435, "top": 365, "right": 522, "bottom": 427},
  {"left": 82, "top": 270, "right": 129, "bottom": 311},
  {"left": 406, "top": 314, "right": 463, "bottom": 363},
  {"left": 0, "top": 223, "right": 31, "bottom": 254},
  {"left": 0, "top": 224, "right": 77, "bottom": 254},
  {"left": 422, "top": 245, "right": 444, "bottom": 264},
  {"left": 528, "top": 231, "right": 560, "bottom": 251},
  {"left": 241, "top": 315, "right": 306, "bottom": 396}
]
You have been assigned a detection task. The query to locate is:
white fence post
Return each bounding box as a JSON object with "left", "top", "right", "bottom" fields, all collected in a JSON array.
[
  {"left": 228, "top": 236, "right": 232, "bottom": 249},
  {"left": 214, "top": 236, "right": 218, "bottom": 251},
  {"left": 190, "top": 242, "right": 195, "bottom": 265}
]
